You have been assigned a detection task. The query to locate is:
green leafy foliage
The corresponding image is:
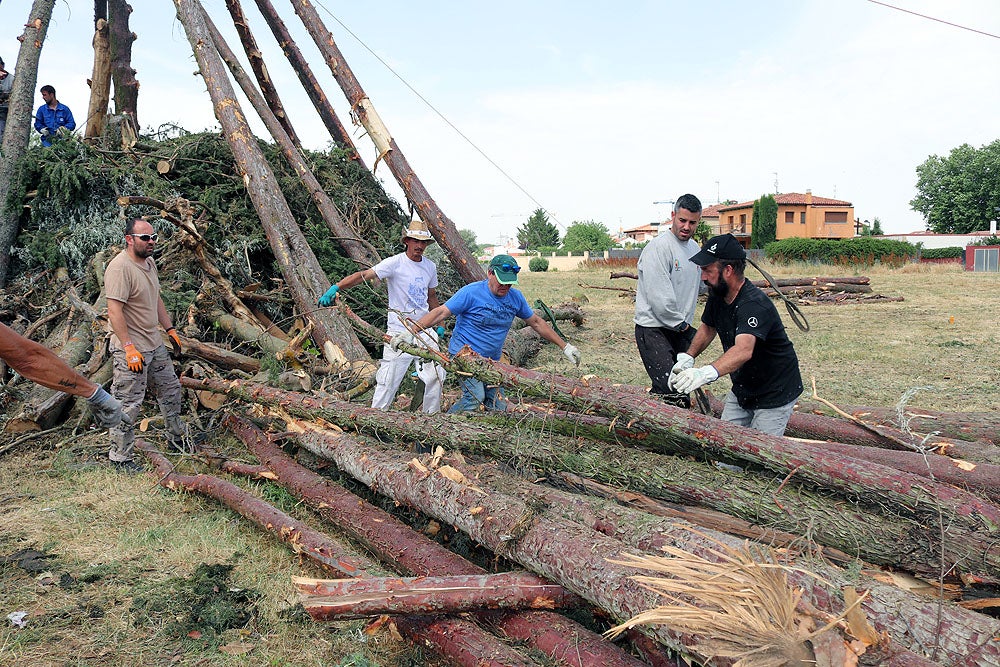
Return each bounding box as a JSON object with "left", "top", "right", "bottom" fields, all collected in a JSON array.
[
  {"left": 765, "top": 237, "right": 919, "bottom": 267},
  {"left": 6, "top": 130, "right": 409, "bottom": 340},
  {"left": 919, "top": 246, "right": 964, "bottom": 259},
  {"left": 910, "top": 139, "right": 1000, "bottom": 234},
  {"left": 562, "top": 220, "right": 614, "bottom": 252},
  {"left": 517, "top": 208, "right": 559, "bottom": 250},
  {"left": 974, "top": 235, "right": 1000, "bottom": 246},
  {"left": 750, "top": 194, "right": 777, "bottom": 248},
  {"left": 528, "top": 256, "right": 549, "bottom": 272}
]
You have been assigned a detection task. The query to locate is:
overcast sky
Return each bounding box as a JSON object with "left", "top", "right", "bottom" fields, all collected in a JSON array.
[{"left": 3, "top": 0, "right": 999, "bottom": 243}]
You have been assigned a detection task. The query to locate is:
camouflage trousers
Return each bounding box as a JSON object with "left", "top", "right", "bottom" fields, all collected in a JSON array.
[{"left": 108, "top": 344, "right": 185, "bottom": 462}]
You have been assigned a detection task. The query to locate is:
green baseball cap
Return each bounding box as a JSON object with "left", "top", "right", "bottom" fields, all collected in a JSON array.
[{"left": 488, "top": 254, "right": 520, "bottom": 285}]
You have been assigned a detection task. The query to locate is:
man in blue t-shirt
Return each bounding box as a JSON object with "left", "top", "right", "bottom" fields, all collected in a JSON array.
[
  {"left": 669, "top": 234, "right": 803, "bottom": 436},
  {"left": 403, "top": 254, "right": 581, "bottom": 412}
]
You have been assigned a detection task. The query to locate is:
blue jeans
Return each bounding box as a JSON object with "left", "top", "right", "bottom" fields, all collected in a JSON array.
[
  {"left": 448, "top": 377, "right": 508, "bottom": 413},
  {"left": 720, "top": 391, "right": 798, "bottom": 436}
]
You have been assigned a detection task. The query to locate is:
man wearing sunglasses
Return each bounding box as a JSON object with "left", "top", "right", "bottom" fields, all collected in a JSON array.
[
  {"left": 104, "top": 218, "right": 188, "bottom": 473},
  {"left": 634, "top": 193, "right": 703, "bottom": 408},
  {"left": 317, "top": 219, "right": 446, "bottom": 413},
  {"left": 407, "top": 254, "right": 581, "bottom": 412}
]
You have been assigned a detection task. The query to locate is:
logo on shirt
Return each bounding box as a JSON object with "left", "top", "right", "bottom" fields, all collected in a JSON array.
[
  {"left": 747, "top": 316, "right": 759, "bottom": 328},
  {"left": 673, "top": 259, "right": 680, "bottom": 271}
]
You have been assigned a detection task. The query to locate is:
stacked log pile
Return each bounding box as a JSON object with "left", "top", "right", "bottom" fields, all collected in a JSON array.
[
  {"left": 165, "top": 343, "right": 1000, "bottom": 665},
  {"left": 607, "top": 273, "right": 904, "bottom": 304}
]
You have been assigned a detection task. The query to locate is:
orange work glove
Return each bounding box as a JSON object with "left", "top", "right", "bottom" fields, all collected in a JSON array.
[
  {"left": 123, "top": 343, "right": 144, "bottom": 373},
  {"left": 166, "top": 327, "right": 182, "bottom": 357}
]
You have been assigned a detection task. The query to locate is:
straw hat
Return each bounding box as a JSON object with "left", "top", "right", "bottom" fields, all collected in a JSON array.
[{"left": 402, "top": 218, "right": 434, "bottom": 242}]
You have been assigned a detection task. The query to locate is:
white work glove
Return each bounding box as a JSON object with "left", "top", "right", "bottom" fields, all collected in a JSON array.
[
  {"left": 562, "top": 343, "right": 581, "bottom": 366},
  {"left": 389, "top": 331, "right": 417, "bottom": 351},
  {"left": 86, "top": 386, "right": 124, "bottom": 429},
  {"left": 672, "top": 365, "right": 719, "bottom": 394},
  {"left": 40, "top": 127, "right": 50, "bottom": 137},
  {"left": 667, "top": 352, "right": 695, "bottom": 390}
]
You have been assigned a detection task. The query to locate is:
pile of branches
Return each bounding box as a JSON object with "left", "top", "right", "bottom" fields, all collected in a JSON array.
[{"left": 121, "top": 336, "right": 1000, "bottom": 666}]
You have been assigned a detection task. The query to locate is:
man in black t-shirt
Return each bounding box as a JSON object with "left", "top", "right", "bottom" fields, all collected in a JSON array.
[{"left": 669, "top": 233, "right": 803, "bottom": 436}]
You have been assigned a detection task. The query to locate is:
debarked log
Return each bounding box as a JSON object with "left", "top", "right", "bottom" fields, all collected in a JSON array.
[
  {"left": 223, "top": 414, "right": 649, "bottom": 667},
  {"left": 181, "top": 376, "right": 987, "bottom": 581},
  {"left": 138, "top": 433, "right": 542, "bottom": 667},
  {"left": 295, "top": 572, "right": 579, "bottom": 620}
]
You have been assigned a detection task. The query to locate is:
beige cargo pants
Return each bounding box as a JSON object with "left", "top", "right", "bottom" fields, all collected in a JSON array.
[{"left": 108, "top": 344, "right": 185, "bottom": 462}]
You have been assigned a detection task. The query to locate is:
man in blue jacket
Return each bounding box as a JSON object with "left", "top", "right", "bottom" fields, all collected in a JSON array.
[{"left": 34, "top": 85, "right": 75, "bottom": 146}]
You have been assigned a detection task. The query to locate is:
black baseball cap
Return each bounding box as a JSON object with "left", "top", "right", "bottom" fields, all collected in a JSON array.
[{"left": 689, "top": 233, "right": 746, "bottom": 266}]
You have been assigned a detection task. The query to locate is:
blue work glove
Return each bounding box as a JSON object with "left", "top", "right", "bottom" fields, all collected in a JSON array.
[
  {"left": 86, "top": 386, "right": 124, "bottom": 429},
  {"left": 318, "top": 284, "right": 339, "bottom": 307},
  {"left": 672, "top": 365, "right": 719, "bottom": 394},
  {"left": 435, "top": 326, "right": 446, "bottom": 337}
]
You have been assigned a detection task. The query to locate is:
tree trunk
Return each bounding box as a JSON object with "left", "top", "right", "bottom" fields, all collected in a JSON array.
[
  {"left": 85, "top": 18, "right": 112, "bottom": 139},
  {"left": 108, "top": 0, "right": 139, "bottom": 126},
  {"left": 798, "top": 399, "right": 1000, "bottom": 446},
  {"left": 0, "top": 0, "right": 56, "bottom": 288},
  {"left": 764, "top": 283, "right": 872, "bottom": 296},
  {"left": 290, "top": 420, "right": 941, "bottom": 666},
  {"left": 442, "top": 352, "right": 1000, "bottom": 578},
  {"left": 296, "top": 572, "right": 578, "bottom": 620},
  {"left": 202, "top": 10, "right": 381, "bottom": 268},
  {"left": 251, "top": 0, "right": 365, "bottom": 165},
  {"left": 137, "top": 439, "right": 541, "bottom": 667},
  {"left": 223, "top": 413, "right": 648, "bottom": 667},
  {"left": 186, "top": 376, "right": 967, "bottom": 581},
  {"left": 137, "top": 439, "right": 372, "bottom": 576},
  {"left": 172, "top": 0, "right": 370, "bottom": 362},
  {"left": 752, "top": 276, "right": 871, "bottom": 287},
  {"left": 785, "top": 407, "right": 1000, "bottom": 466},
  {"left": 289, "top": 0, "right": 486, "bottom": 284},
  {"left": 223, "top": 0, "right": 299, "bottom": 147},
  {"left": 177, "top": 334, "right": 260, "bottom": 373}
]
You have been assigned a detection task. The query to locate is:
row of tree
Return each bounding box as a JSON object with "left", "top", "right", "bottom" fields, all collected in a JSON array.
[{"left": 516, "top": 209, "right": 618, "bottom": 253}]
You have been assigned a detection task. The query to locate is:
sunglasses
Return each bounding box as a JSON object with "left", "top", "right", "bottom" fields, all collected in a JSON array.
[
  {"left": 494, "top": 263, "right": 521, "bottom": 274},
  {"left": 129, "top": 233, "right": 158, "bottom": 242}
]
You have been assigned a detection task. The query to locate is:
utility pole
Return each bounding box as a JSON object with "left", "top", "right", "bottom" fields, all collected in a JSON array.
[
  {"left": 772, "top": 172, "right": 779, "bottom": 194},
  {"left": 715, "top": 180, "right": 720, "bottom": 204}
]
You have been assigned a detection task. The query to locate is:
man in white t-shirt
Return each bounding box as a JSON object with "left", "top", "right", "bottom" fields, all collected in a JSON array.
[{"left": 318, "top": 219, "right": 446, "bottom": 412}]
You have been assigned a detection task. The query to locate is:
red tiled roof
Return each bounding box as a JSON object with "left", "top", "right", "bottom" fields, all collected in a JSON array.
[
  {"left": 700, "top": 204, "right": 724, "bottom": 218},
  {"left": 719, "top": 193, "right": 852, "bottom": 212},
  {"left": 623, "top": 223, "right": 660, "bottom": 233}
]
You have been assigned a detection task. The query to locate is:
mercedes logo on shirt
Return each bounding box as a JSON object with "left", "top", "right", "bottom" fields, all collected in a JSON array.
[{"left": 747, "top": 317, "right": 759, "bottom": 328}]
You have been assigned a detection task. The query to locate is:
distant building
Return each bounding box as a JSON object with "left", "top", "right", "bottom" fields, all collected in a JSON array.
[
  {"left": 620, "top": 222, "right": 661, "bottom": 243},
  {"left": 718, "top": 191, "right": 855, "bottom": 247},
  {"left": 879, "top": 230, "right": 996, "bottom": 249}
]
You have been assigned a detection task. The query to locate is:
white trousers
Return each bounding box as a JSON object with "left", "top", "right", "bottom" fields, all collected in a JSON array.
[{"left": 371, "top": 340, "right": 446, "bottom": 413}]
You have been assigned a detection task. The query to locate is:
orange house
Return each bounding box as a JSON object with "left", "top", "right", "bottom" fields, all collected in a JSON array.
[{"left": 717, "top": 191, "right": 855, "bottom": 246}]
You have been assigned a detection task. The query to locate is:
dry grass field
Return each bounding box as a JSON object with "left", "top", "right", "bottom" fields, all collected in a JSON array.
[{"left": 1, "top": 259, "right": 998, "bottom": 666}]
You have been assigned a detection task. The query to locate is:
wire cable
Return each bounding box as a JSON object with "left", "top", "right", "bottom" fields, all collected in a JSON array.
[
  {"left": 310, "top": 0, "right": 563, "bottom": 228},
  {"left": 866, "top": 1, "right": 1000, "bottom": 40}
]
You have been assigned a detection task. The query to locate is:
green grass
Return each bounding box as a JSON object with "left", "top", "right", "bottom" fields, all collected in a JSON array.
[{"left": 1, "top": 260, "right": 998, "bottom": 666}]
